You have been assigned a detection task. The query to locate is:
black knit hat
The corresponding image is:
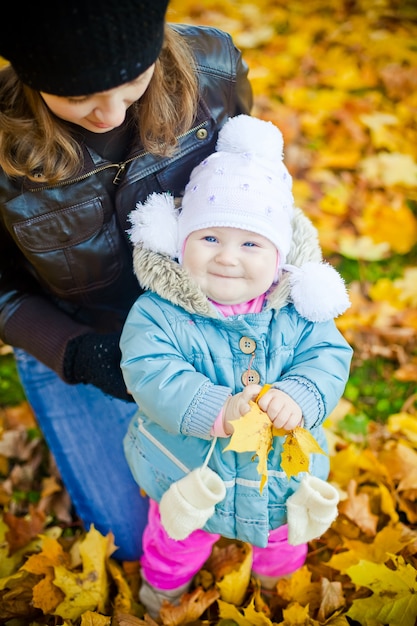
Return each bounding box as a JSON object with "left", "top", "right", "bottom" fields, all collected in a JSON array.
[{"left": 0, "top": 0, "right": 169, "bottom": 96}]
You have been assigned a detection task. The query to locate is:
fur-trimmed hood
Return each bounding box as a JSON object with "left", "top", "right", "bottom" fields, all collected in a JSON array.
[{"left": 131, "top": 206, "right": 350, "bottom": 322}]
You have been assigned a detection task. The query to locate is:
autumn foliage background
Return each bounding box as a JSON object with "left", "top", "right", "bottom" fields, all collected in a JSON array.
[{"left": 1, "top": 1, "right": 417, "bottom": 624}]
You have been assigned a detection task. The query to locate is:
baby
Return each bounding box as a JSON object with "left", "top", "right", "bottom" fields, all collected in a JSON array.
[{"left": 121, "top": 114, "right": 353, "bottom": 618}]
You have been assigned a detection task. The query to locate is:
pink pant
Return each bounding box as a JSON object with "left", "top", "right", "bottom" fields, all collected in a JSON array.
[{"left": 140, "top": 500, "right": 308, "bottom": 590}]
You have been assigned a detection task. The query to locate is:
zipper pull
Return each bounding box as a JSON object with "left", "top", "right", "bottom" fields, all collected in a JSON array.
[{"left": 113, "top": 163, "right": 126, "bottom": 184}]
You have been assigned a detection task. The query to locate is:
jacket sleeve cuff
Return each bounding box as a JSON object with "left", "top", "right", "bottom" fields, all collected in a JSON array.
[{"left": 181, "top": 382, "right": 232, "bottom": 439}]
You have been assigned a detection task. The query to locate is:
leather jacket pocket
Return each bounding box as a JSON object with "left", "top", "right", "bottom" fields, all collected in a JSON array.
[{"left": 11, "top": 197, "right": 122, "bottom": 297}]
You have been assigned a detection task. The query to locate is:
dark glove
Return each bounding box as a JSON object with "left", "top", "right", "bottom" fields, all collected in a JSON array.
[{"left": 63, "top": 332, "right": 134, "bottom": 402}]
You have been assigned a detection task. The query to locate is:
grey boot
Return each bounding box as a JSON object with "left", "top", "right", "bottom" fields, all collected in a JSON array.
[{"left": 139, "top": 576, "right": 191, "bottom": 619}]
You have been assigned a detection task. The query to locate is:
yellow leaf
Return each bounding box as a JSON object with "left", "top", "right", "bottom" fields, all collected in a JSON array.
[
  {"left": 369, "top": 278, "right": 404, "bottom": 309},
  {"left": 22, "top": 535, "right": 71, "bottom": 613},
  {"left": 282, "top": 602, "right": 311, "bottom": 624},
  {"left": 330, "top": 445, "right": 389, "bottom": 488},
  {"left": 255, "top": 384, "right": 272, "bottom": 401},
  {"left": 388, "top": 413, "right": 417, "bottom": 445},
  {"left": 379, "top": 482, "right": 400, "bottom": 524},
  {"left": 360, "top": 112, "right": 399, "bottom": 151},
  {"left": 339, "top": 234, "right": 390, "bottom": 261},
  {"left": 359, "top": 198, "right": 417, "bottom": 254},
  {"left": 360, "top": 152, "right": 417, "bottom": 188},
  {"left": 276, "top": 565, "right": 319, "bottom": 607},
  {"left": 277, "top": 427, "right": 327, "bottom": 479},
  {"left": 107, "top": 559, "right": 135, "bottom": 615},
  {"left": 218, "top": 597, "right": 273, "bottom": 625},
  {"left": 346, "top": 556, "right": 417, "bottom": 624},
  {"left": 52, "top": 526, "right": 113, "bottom": 620},
  {"left": 217, "top": 599, "right": 254, "bottom": 626},
  {"left": 216, "top": 542, "right": 252, "bottom": 606},
  {"left": 223, "top": 402, "right": 271, "bottom": 455},
  {"left": 224, "top": 391, "right": 327, "bottom": 486},
  {"left": 22, "top": 535, "right": 71, "bottom": 575},
  {"left": 240, "top": 597, "right": 274, "bottom": 625},
  {"left": 32, "top": 572, "right": 65, "bottom": 614},
  {"left": 327, "top": 524, "right": 407, "bottom": 573},
  {"left": 80, "top": 611, "right": 111, "bottom": 626},
  {"left": 395, "top": 268, "right": 417, "bottom": 308},
  {"left": 223, "top": 401, "right": 273, "bottom": 492}
]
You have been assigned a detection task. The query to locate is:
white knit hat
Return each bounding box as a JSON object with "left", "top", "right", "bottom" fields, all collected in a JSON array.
[
  {"left": 128, "top": 115, "right": 295, "bottom": 264},
  {"left": 178, "top": 115, "right": 294, "bottom": 263},
  {"left": 128, "top": 115, "right": 351, "bottom": 323}
]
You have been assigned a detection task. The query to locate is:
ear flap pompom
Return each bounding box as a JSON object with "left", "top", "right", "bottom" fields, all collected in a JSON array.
[
  {"left": 127, "top": 192, "right": 179, "bottom": 257},
  {"left": 287, "top": 261, "right": 351, "bottom": 323}
]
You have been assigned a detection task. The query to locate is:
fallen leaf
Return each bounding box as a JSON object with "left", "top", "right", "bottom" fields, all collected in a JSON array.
[
  {"left": 80, "top": 611, "right": 112, "bottom": 626},
  {"left": 214, "top": 542, "right": 252, "bottom": 606},
  {"left": 218, "top": 597, "right": 273, "bottom": 625},
  {"left": 317, "top": 578, "right": 345, "bottom": 622},
  {"left": 52, "top": 526, "right": 114, "bottom": 619},
  {"left": 3, "top": 506, "right": 46, "bottom": 555},
  {"left": 158, "top": 586, "right": 219, "bottom": 625},
  {"left": 338, "top": 480, "right": 379, "bottom": 536},
  {"left": 346, "top": 555, "right": 417, "bottom": 625}
]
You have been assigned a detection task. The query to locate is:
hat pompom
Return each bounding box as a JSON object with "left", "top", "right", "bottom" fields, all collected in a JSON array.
[
  {"left": 127, "top": 192, "right": 178, "bottom": 257},
  {"left": 216, "top": 114, "right": 284, "bottom": 162},
  {"left": 287, "top": 261, "right": 351, "bottom": 322}
]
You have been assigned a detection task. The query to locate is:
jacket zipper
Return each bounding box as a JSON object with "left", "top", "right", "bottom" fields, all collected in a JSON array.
[{"left": 28, "top": 121, "right": 209, "bottom": 192}]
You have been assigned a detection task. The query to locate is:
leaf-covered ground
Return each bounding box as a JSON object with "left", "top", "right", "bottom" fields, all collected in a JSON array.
[{"left": 1, "top": 1, "right": 417, "bottom": 624}]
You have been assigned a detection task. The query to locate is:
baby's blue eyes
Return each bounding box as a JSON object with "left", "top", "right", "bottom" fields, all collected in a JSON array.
[{"left": 202, "top": 236, "right": 258, "bottom": 247}]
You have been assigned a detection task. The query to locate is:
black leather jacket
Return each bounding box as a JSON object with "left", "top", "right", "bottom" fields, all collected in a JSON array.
[{"left": 0, "top": 25, "right": 252, "bottom": 376}]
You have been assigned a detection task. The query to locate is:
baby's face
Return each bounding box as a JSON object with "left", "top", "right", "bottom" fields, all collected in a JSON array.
[{"left": 182, "top": 227, "right": 278, "bottom": 304}]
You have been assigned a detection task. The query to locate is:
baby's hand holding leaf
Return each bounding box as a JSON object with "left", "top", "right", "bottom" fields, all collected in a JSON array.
[{"left": 223, "top": 385, "right": 327, "bottom": 490}]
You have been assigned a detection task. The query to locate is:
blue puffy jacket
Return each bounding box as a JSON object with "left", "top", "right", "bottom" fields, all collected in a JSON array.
[{"left": 121, "top": 208, "right": 353, "bottom": 547}]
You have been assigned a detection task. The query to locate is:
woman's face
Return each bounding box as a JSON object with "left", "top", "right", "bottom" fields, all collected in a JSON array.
[{"left": 40, "top": 64, "right": 155, "bottom": 133}]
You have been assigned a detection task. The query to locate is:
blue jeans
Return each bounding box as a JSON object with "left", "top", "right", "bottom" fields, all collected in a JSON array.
[{"left": 14, "top": 348, "right": 149, "bottom": 561}]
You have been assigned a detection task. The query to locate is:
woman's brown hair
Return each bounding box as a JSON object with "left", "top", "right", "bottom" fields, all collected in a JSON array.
[{"left": 0, "top": 26, "right": 198, "bottom": 184}]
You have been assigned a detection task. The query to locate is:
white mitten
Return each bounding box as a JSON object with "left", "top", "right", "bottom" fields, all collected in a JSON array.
[
  {"left": 287, "top": 474, "right": 339, "bottom": 545},
  {"left": 159, "top": 466, "right": 226, "bottom": 541}
]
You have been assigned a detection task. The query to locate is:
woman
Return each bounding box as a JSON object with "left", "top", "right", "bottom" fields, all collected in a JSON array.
[{"left": 0, "top": 0, "right": 252, "bottom": 561}]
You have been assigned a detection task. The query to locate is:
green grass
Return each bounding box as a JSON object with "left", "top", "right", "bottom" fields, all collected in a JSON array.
[
  {"left": 344, "top": 356, "right": 415, "bottom": 422},
  {"left": 0, "top": 353, "right": 26, "bottom": 407},
  {"left": 332, "top": 245, "right": 417, "bottom": 286}
]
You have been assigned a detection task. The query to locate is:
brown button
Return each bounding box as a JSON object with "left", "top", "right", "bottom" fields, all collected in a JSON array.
[
  {"left": 196, "top": 128, "right": 208, "bottom": 140},
  {"left": 241, "top": 369, "right": 261, "bottom": 385},
  {"left": 239, "top": 336, "right": 256, "bottom": 354}
]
